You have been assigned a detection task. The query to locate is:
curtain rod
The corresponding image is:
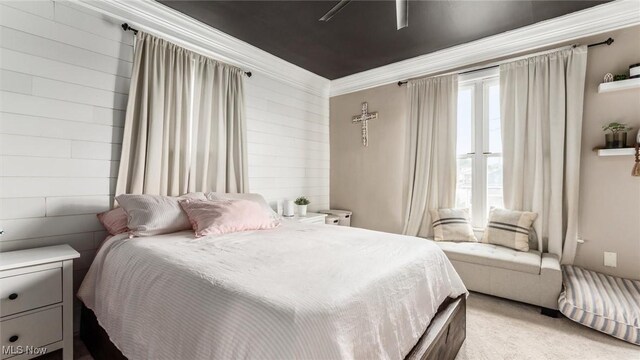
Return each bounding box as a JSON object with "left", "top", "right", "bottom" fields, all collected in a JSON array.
[
  {"left": 121, "top": 23, "right": 252, "bottom": 77},
  {"left": 397, "top": 37, "right": 614, "bottom": 86}
]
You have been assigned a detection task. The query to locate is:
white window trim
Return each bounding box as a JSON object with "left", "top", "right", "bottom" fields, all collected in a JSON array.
[{"left": 457, "top": 68, "right": 501, "bottom": 228}]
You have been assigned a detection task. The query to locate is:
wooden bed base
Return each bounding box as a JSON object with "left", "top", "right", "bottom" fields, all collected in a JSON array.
[
  {"left": 81, "top": 295, "right": 466, "bottom": 360},
  {"left": 406, "top": 295, "right": 466, "bottom": 360}
]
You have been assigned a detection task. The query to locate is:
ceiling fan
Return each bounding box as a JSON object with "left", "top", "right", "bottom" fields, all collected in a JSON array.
[{"left": 319, "top": 0, "right": 408, "bottom": 30}]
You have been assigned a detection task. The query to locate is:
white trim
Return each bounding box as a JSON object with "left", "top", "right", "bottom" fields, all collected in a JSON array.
[
  {"left": 459, "top": 67, "right": 499, "bottom": 84},
  {"left": 456, "top": 75, "right": 502, "bottom": 228},
  {"left": 70, "top": 0, "right": 639, "bottom": 99},
  {"left": 330, "top": 0, "right": 640, "bottom": 96},
  {"left": 72, "top": 0, "right": 330, "bottom": 97}
]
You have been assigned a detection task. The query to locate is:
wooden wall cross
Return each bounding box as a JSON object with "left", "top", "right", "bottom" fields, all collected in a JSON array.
[{"left": 352, "top": 102, "right": 378, "bottom": 147}]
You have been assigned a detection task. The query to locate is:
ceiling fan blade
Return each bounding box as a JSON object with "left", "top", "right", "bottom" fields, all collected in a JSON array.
[
  {"left": 319, "top": 0, "right": 352, "bottom": 22},
  {"left": 396, "top": 0, "right": 408, "bottom": 29}
]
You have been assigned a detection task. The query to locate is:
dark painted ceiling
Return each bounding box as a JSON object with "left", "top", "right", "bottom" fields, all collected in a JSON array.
[{"left": 159, "top": 1, "right": 610, "bottom": 79}]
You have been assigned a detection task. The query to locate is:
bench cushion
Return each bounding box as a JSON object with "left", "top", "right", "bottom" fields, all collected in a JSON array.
[
  {"left": 434, "top": 241, "right": 541, "bottom": 275},
  {"left": 559, "top": 265, "right": 640, "bottom": 345}
]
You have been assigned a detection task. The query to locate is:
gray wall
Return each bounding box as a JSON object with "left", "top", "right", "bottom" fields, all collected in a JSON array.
[
  {"left": 576, "top": 26, "right": 640, "bottom": 279},
  {"left": 330, "top": 25, "right": 640, "bottom": 279},
  {"left": 330, "top": 83, "right": 407, "bottom": 234}
]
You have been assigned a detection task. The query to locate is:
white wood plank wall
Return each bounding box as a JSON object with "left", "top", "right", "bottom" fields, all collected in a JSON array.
[
  {"left": 0, "top": 0, "right": 330, "bottom": 328},
  {"left": 245, "top": 73, "right": 330, "bottom": 211}
]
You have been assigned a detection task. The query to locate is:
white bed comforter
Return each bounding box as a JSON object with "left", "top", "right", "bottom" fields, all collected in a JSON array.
[{"left": 78, "top": 222, "right": 467, "bottom": 360}]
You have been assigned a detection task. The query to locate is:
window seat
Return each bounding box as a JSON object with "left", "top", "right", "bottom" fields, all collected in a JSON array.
[{"left": 432, "top": 240, "right": 562, "bottom": 312}]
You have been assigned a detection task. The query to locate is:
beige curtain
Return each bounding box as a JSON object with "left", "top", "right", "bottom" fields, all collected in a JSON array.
[
  {"left": 500, "top": 45, "right": 588, "bottom": 264},
  {"left": 116, "top": 32, "right": 247, "bottom": 197},
  {"left": 403, "top": 75, "right": 458, "bottom": 237},
  {"left": 190, "top": 55, "right": 248, "bottom": 193}
]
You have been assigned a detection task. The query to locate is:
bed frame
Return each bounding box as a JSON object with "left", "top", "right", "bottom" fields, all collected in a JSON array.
[{"left": 81, "top": 295, "right": 465, "bottom": 360}]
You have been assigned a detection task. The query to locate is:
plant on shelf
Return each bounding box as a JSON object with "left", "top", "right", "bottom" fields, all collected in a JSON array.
[
  {"left": 294, "top": 196, "right": 310, "bottom": 216},
  {"left": 602, "top": 122, "right": 632, "bottom": 149}
]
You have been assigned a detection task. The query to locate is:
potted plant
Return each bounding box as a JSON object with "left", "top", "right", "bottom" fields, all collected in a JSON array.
[
  {"left": 294, "top": 196, "right": 310, "bottom": 216},
  {"left": 602, "top": 122, "right": 632, "bottom": 148}
]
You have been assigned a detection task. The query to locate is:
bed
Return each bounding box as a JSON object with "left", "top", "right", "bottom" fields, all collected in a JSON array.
[{"left": 77, "top": 221, "right": 468, "bottom": 359}]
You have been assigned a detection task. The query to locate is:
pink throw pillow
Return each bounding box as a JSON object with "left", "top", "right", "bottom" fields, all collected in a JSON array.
[
  {"left": 179, "top": 199, "right": 280, "bottom": 237},
  {"left": 97, "top": 208, "right": 128, "bottom": 235}
]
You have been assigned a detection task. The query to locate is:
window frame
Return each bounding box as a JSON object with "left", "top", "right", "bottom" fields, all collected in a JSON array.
[{"left": 457, "top": 68, "right": 502, "bottom": 228}]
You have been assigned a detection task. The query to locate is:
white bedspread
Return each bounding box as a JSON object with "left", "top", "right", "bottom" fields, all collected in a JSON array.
[{"left": 78, "top": 222, "right": 467, "bottom": 360}]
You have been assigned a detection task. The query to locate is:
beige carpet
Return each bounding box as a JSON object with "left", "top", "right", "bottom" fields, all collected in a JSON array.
[{"left": 457, "top": 292, "right": 639, "bottom": 360}]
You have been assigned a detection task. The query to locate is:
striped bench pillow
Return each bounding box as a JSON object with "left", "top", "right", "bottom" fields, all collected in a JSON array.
[
  {"left": 481, "top": 208, "right": 537, "bottom": 251},
  {"left": 430, "top": 208, "right": 477, "bottom": 242}
]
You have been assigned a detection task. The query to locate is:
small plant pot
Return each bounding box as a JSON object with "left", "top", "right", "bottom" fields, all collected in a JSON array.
[
  {"left": 297, "top": 205, "right": 307, "bottom": 216},
  {"left": 605, "top": 133, "right": 614, "bottom": 148},
  {"left": 613, "top": 132, "right": 628, "bottom": 148}
]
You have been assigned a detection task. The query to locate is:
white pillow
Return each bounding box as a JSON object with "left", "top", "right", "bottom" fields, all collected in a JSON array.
[
  {"left": 116, "top": 192, "right": 207, "bottom": 237},
  {"left": 206, "top": 192, "right": 281, "bottom": 221}
]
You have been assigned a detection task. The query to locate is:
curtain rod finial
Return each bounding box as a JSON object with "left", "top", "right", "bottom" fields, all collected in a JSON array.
[
  {"left": 606, "top": 37, "right": 614, "bottom": 46},
  {"left": 245, "top": 72, "right": 252, "bottom": 77},
  {"left": 121, "top": 23, "right": 138, "bottom": 35}
]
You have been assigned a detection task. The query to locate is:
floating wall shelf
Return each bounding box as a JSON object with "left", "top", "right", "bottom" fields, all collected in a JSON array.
[
  {"left": 598, "top": 78, "right": 640, "bottom": 93},
  {"left": 594, "top": 147, "right": 635, "bottom": 156}
]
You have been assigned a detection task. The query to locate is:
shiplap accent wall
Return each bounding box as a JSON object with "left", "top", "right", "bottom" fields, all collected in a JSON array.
[
  {"left": 0, "top": 0, "right": 329, "bottom": 318},
  {"left": 0, "top": 1, "right": 130, "bottom": 296},
  {"left": 245, "top": 74, "right": 329, "bottom": 211}
]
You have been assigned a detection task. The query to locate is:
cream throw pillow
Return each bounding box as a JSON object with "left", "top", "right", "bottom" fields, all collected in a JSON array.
[
  {"left": 482, "top": 208, "right": 538, "bottom": 251},
  {"left": 116, "top": 192, "right": 207, "bottom": 237},
  {"left": 430, "top": 208, "right": 477, "bottom": 242}
]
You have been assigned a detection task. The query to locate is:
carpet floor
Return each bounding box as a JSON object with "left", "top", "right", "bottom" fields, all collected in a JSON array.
[{"left": 457, "top": 292, "right": 639, "bottom": 360}]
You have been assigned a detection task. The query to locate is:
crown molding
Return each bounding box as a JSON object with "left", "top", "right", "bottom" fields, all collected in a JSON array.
[
  {"left": 73, "top": 0, "right": 330, "bottom": 98},
  {"left": 330, "top": 0, "right": 640, "bottom": 97}
]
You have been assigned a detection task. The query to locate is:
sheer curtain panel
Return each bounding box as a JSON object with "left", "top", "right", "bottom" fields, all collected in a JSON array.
[
  {"left": 500, "top": 45, "right": 588, "bottom": 264},
  {"left": 403, "top": 75, "right": 459, "bottom": 238}
]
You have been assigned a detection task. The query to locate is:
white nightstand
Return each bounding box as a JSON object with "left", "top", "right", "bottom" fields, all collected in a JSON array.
[
  {"left": 0, "top": 245, "right": 80, "bottom": 360},
  {"left": 282, "top": 212, "right": 328, "bottom": 224}
]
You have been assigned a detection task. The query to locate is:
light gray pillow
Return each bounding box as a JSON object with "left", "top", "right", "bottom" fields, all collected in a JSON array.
[
  {"left": 430, "top": 208, "right": 477, "bottom": 242},
  {"left": 206, "top": 192, "right": 281, "bottom": 221},
  {"left": 116, "top": 192, "right": 207, "bottom": 237},
  {"left": 482, "top": 208, "right": 538, "bottom": 251}
]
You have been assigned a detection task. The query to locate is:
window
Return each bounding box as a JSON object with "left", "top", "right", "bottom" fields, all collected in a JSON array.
[{"left": 455, "top": 70, "right": 503, "bottom": 228}]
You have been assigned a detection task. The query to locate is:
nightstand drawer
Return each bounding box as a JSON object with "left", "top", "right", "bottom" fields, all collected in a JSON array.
[
  {"left": 0, "top": 269, "right": 62, "bottom": 317},
  {"left": 0, "top": 307, "right": 62, "bottom": 359}
]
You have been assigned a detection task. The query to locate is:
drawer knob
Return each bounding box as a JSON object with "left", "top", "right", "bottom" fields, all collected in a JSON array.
[
  {"left": 9, "top": 335, "right": 18, "bottom": 343},
  {"left": 8, "top": 293, "right": 18, "bottom": 300}
]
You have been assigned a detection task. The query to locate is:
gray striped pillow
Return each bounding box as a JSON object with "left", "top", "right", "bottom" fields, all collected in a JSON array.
[
  {"left": 430, "top": 208, "right": 477, "bottom": 242},
  {"left": 559, "top": 265, "right": 640, "bottom": 345},
  {"left": 482, "top": 208, "right": 537, "bottom": 251}
]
